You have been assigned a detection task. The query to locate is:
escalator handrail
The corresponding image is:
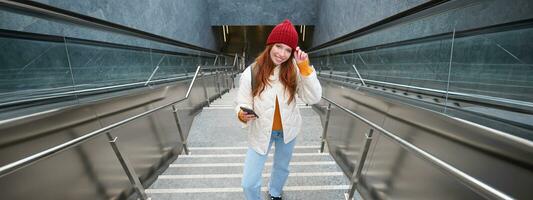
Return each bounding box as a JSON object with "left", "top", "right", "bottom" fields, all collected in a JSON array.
[
  {"left": 200, "top": 65, "right": 236, "bottom": 70},
  {"left": 320, "top": 73, "right": 533, "bottom": 113},
  {"left": 0, "top": 74, "right": 195, "bottom": 109},
  {"left": 308, "top": 0, "right": 450, "bottom": 52},
  {"left": 322, "top": 96, "right": 514, "bottom": 200},
  {"left": 0, "top": 65, "right": 207, "bottom": 178}
]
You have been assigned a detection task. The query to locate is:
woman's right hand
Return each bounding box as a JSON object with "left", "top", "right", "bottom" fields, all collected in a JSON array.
[{"left": 238, "top": 110, "right": 257, "bottom": 122}]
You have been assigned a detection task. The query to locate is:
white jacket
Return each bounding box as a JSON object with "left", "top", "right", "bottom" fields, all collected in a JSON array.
[{"left": 234, "top": 63, "right": 322, "bottom": 155}]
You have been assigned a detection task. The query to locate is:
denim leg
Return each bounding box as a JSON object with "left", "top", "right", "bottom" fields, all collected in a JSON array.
[
  {"left": 268, "top": 135, "right": 296, "bottom": 197},
  {"left": 242, "top": 141, "right": 273, "bottom": 200}
]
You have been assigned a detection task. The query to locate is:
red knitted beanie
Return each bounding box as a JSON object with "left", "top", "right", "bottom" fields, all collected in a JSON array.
[{"left": 266, "top": 19, "right": 298, "bottom": 50}]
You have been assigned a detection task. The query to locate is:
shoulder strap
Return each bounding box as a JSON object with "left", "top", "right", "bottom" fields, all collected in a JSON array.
[
  {"left": 250, "top": 62, "right": 258, "bottom": 109},
  {"left": 250, "top": 62, "right": 258, "bottom": 93}
]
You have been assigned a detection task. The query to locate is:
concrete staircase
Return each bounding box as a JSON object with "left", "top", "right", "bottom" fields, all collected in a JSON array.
[{"left": 146, "top": 89, "right": 351, "bottom": 199}]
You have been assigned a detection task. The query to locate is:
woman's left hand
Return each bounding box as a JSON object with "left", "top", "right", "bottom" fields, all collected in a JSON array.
[{"left": 294, "top": 46, "right": 308, "bottom": 63}]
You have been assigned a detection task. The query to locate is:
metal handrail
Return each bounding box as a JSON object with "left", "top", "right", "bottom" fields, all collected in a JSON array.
[
  {"left": 201, "top": 65, "right": 235, "bottom": 70},
  {"left": 320, "top": 73, "right": 533, "bottom": 112},
  {"left": 0, "top": 65, "right": 202, "bottom": 178},
  {"left": 0, "top": 64, "right": 232, "bottom": 199},
  {"left": 0, "top": 73, "right": 195, "bottom": 109},
  {"left": 320, "top": 96, "right": 513, "bottom": 200},
  {"left": 308, "top": 0, "right": 450, "bottom": 52}
]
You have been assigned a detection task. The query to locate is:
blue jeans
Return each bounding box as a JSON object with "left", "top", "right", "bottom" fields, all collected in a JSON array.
[{"left": 242, "top": 131, "right": 296, "bottom": 200}]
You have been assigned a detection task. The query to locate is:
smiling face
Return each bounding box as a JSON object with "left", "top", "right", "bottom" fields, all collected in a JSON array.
[{"left": 270, "top": 43, "right": 292, "bottom": 65}]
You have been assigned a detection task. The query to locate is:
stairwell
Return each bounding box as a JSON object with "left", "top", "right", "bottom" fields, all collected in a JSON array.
[{"left": 146, "top": 89, "right": 352, "bottom": 199}]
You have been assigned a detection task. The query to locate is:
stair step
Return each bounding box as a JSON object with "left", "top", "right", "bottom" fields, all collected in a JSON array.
[
  {"left": 169, "top": 161, "right": 336, "bottom": 168},
  {"left": 147, "top": 185, "right": 350, "bottom": 200},
  {"left": 147, "top": 185, "right": 349, "bottom": 193},
  {"left": 162, "top": 162, "right": 342, "bottom": 175},
  {"left": 176, "top": 153, "right": 333, "bottom": 164},
  {"left": 150, "top": 174, "right": 349, "bottom": 189},
  {"left": 187, "top": 146, "right": 323, "bottom": 154},
  {"left": 156, "top": 172, "right": 344, "bottom": 179}
]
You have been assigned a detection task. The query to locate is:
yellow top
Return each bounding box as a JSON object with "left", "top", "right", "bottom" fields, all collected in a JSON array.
[{"left": 272, "top": 96, "right": 283, "bottom": 131}]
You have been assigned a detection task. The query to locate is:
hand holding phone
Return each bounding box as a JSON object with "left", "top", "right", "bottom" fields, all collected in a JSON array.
[{"left": 240, "top": 106, "right": 259, "bottom": 118}]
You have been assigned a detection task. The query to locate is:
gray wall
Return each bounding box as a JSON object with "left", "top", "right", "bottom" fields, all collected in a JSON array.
[
  {"left": 0, "top": 0, "right": 217, "bottom": 50},
  {"left": 312, "top": 0, "right": 428, "bottom": 47},
  {"left": 207, "top": 0, "right": 318, "bottom": 25}
]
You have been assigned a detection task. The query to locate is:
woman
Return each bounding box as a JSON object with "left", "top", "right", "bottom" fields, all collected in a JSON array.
[{"left": 234, "top": 19, "right": 322, "bottom": 200}]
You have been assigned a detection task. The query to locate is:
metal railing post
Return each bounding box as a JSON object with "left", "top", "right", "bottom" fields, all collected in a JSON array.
[
  {"left": 351, "top": 65, "right": 366, "bottom": 86},
  {"left": 220, "top": 70, "right": 223, "bottom": 94},
  {"left": 106, "top": 132, "right": 149, "bottom": 200},
  {"left": 201, "top": 70, "right": 210, "bottom": 107},
  {"left": 213, "top": 70, "right": 217, "bottom": 96},
  {"left": 213, "top": 55, "right": 218, "bottom": 65},
  {"left": 227, "top": 70, "right": 231, "bottom": 91},
  {"left": 232, "top": 70, "right": 236, "bottom": 89},
  {"left": 225, "top": 69, "right": 229, "bottom": 91},
  {"left": 345, "top": 129, "right": 374, "bottom": 200},
  {"left": 233, "top": 53, "right": 238, "bottom": 67},
  {"left": 320, "top": 103, "right": 332, "bottom": 153},
  {"left": 328, "top": 65, "right": 333, "bottom": 78},
  {"left": 171, "top": 105, "right": 190, "bottom": 155},
  {"left": 222, "top": 69, "right": 227, "bottom": 92},
  {"left": 216, "top": 70, "right": 221, "bottom": 98},
  {"left": 144, "top": 66, "right": 160, "bottom": 86},
  {"left": 224, "top": 69, "right": 227, "bottom": 91}
]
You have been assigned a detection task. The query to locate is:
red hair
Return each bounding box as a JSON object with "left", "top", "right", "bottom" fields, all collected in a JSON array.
[{"left": 252, "top": 45, "right": 297, "bottom": 103}]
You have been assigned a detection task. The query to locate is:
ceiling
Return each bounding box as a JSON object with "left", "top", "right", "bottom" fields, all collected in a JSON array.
[{"left": 212, "top": 25, "right": 314, "bottom": 65}]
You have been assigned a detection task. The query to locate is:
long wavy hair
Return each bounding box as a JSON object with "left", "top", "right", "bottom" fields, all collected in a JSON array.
[{"left": 252, "top": 44, "right": 297, "bottom": 103}]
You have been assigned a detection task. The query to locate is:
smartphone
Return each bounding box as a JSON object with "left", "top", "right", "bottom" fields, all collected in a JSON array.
[{"left": 240, "top": 106, "right": 259, "bottom": 118}]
